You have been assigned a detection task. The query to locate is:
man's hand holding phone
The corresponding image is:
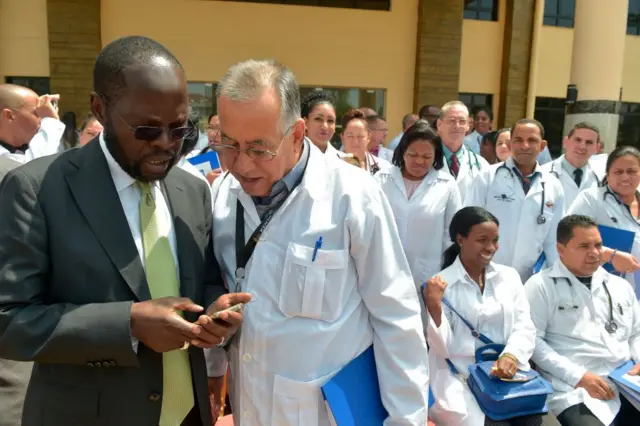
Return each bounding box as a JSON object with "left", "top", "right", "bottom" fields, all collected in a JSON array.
[{"left": 185, "top": 293, "right": 253, "bottom": 349}]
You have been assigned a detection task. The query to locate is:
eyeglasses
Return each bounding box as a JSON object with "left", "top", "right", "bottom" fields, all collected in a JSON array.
[
  {"left": 100, "top": 95, "right": 195, "bottom": 142},
  {"left": 443, "top": 118, "right": 468, "bottom": 127},
  {"left": 211, "top": 125, "right": 293, "bottom": 162}
]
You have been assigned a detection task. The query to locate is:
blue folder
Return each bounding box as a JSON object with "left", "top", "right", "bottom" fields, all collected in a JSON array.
[
  {"left": 598, "top": 225, "right": 635, "bottom": 275},
  {"left": 608, "top": 360, "right": 640, "bottom": 409},
  {"left": 321, "top": 345, "right": 434, "bottom": 425},
  {"left": 187, "top": 151, "right": 221, "bottom": 175}
]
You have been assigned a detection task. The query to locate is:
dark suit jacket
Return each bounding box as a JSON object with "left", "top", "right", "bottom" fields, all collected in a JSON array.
[
  {"left": 0, "top": 139, "right": 226, "bottom": 426},
  {"left": 0, "top": 155, "right": 33, "bottom": 426}
]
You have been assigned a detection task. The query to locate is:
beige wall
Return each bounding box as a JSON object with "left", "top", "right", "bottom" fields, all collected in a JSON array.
[
  {"left": 536, "top": 25, "right": 640, "bottom": 102},
  {"left": 0, "top": 0, "right": 50, "bottom": 82},
  {"left": 101, "top": 0, "right": 418, "bottom": 136}
]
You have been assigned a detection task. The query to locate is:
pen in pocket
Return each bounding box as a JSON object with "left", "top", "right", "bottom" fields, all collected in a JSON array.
[{"left": 312, "top": 236, "right": 323, "bottom": 262}]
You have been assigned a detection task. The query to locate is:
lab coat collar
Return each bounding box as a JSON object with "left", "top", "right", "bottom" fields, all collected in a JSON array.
[
  {"left": 505, "top": 156, "right": 546, "bottom": 195},
  {"left": 449, "top": 256, "right": 500, "bottom": 290},
  {"left": 388, "top": 165, "right": 437, "bottom": 198},
  {"left": 548, "top": 260, "right": 609, "bottom": 294}
]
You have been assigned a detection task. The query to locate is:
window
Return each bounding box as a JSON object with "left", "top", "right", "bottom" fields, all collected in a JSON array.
[
  {"left": 4, "top": 76, "right": 50, "bottom": 95},
  {"left": 187, "top": 82, "right": 387, "bottom": 145},
  {"left": 220, "top": 0, "right": 390, "bottom": 11},
  {"left": 618, "top": 102, "right": 640, "bottom": 149},
  {"left": 300, "top": 86, "right": 386, "bottom": 144},
  {"left": 463, "top": 0, "right": 498, "bottom": 21},
  {"left": 458, "top": 93, "right": 494, "bottom": 114},
  {"left": 534, "top": 97, "right": 565, "bottom": 158},
  {"left": 629, "top": 0, "right": 640, "bottom": 35},
  {"left": 543, "top": 0, "right": 575, "bottom": 28}
]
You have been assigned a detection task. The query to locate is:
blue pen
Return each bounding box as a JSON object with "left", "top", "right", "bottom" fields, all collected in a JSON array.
[{"left": 312, "top": 236, "right": 323, "bottom": 262}]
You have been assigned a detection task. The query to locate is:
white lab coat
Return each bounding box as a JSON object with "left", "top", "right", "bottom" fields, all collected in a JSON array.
[
  {"left": 540, "top": 155, "right": 601, "bottom": 211},
  {"left": 427, "top": 257, "right": 536, "bottom": 426},
  {"left": 464, "top": 157, "right": 565, "bottom": 282},
  {"left": 212, "top": 143, "right": 430, "bottom": 426},
  {"left": 441, "top": 145, "right": 490, "bottom": 202},
  {"left": 375, "top": 166, "right": 461, "bottom": 290},
  {"left": 0, "top": 117, "right": 64, "bottom": 163},
  {"left": 589, "top": 153, "right": 608, "bottom": 182},
  {"left": 378, "top": 146, "right": 394, "bottom": 163},
  {"left": 567, "top": 186, "right": 640, "bottom": 294},
  {"left": 524, "top": 261, "right": 640, "bottom": 424}
]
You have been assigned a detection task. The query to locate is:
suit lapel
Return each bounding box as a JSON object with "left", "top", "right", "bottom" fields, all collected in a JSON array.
[
  {"left": 163, "top": 172, "right": 197, "bottom": 301},
  {"left": 64, "top": 139, "right": 151, "bottom": 301}
]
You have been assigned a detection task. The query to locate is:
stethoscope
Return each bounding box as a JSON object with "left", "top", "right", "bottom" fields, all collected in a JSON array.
[
  {"left": 366, "top": 152, "right": 381, "bottom": 175},
  {"left": 495, "top": 163, "right": 547, "bottom": 225},
  {"left": 549, "top": 162, "right": 601, "bottom": 187},
  {"left": 602, "top": 185, "right": 640, "bottom": 228},
  {"left": 552, "top": 276, "right": 618, "bottom": 334}
]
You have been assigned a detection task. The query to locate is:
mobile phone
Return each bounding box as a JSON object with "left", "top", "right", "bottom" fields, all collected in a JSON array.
[{"left": 210, "top": 303, "right": 245, "bottom": 320}]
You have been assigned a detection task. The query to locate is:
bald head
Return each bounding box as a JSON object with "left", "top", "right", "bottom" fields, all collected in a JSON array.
[
  {"left": 359, "top": 107, "right": 377, "bottom": 117},
  {"left": 0, "top": 84, "right": 36, "bottom": 111},
  {"left": 93, "top": 36, "right": 184, "bottom": 102}
]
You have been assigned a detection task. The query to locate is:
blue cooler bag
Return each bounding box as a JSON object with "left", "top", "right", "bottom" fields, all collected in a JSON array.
[
  {"left": 440, "top": 298, "right": 553, "bottom": 421},
  {"left": 467, "top": 360, "right": 553, "bottom": 421}
]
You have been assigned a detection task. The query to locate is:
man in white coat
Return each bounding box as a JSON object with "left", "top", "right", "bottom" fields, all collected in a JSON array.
[
  {"left": 0, "top": 84, "right": 64, "bottom": 163},
  {"left": 210, "top": 59, "right": 430, "bottom": 426},
  {"left": 525, "top": 215, "right": 640, "bottom": 426},
  {"left": 541, "top": 122, "right": 601, "bottom": 210},
  {"left": 464, "top": 118, "right": 565, "bottom": 282},
  {"left": 437, "top": 101, "right": 489, "bottom": 201}
]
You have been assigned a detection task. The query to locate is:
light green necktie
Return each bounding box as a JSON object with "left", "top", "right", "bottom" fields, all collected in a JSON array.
[{"left": 138, "top": 182, "right": 194, "bottom": 426}]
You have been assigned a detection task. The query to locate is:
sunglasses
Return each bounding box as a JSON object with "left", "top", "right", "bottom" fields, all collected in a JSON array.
[{"left": 100, "top": 95, "right": 195, "bottom": 142}]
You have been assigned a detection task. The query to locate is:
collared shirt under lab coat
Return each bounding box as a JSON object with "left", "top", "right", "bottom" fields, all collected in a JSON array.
[
  {"left": 524, "top": 261, "right": 640, "bottom": 424},
  {"left": 540, "top": 155, "right": 601, "bottom": 211},
  {"left": 375, "top": 166, "right": 461, "bottom": 290},
  {"left": 0, "top": 117, "right": 65, "bottom": 164},
  {"left": 211, "top": 143, "right": 429, "bottom": 426},
  {"left": 441, "top": 144, "right": 489, "bottom": 202},
  {"left": 567, "top": 185, "right": 640, "bottom": 295},
  {"left": 427, "top": 257, "right": 536, "bottom": 426},
  {"left": 464, "top": 157, "right": 565, "bottom": 282}
]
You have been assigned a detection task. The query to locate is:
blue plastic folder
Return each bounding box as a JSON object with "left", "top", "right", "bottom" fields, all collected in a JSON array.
[
  {"left": 321, "top": 345, "right": 434, "bottom": 425},
  {"left": 608, "top": 360, "right": 640, "bottom": 410},
  {"left": 598, "top": 225, "right": 635, "bottom": 275},
  {"left": 187, "top": 151, "right": 221, "bottom": 175}
]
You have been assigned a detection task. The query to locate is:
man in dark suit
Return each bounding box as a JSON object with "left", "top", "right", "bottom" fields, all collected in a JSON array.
[
  {"left": 0, "top": 36, "right": 250, "bottom": 426},
  {"left": 0, "top": 155, "right": 32, "bottom": 426}
]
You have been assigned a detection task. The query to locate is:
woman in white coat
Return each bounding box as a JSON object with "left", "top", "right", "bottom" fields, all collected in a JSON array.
[
  {"left": 301, "top": 90, "right": 342, "bottom": 158},
  {"left": 567, "top": 146, "right": 640, "bottom": 294},
  {"left": 376, "top": 120, "right": 461, "bottom": 291},
  {"left": 340, "top": 108, "right": 391, "bottom": 175},
  {"left": 423, "top": 206, "right": 559, "bottom": 426}
]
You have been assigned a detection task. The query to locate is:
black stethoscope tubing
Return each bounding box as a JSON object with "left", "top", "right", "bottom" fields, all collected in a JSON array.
[{"left": 552, "top": 276, "right": 618, "bottom": 334}]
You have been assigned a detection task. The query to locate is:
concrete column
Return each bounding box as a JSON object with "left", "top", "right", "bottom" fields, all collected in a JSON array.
[
  {"left": 413, "top": 0, "right": 464, "bottom": 110},
  {"left": 47, "top": 0, "right": 102, "bottom": 119},
  {"left": 497, "top": 0, "right": 535, "bottom": 127},
  {"left": 563, "top": 0, "right": 628, "bottom": 152}
]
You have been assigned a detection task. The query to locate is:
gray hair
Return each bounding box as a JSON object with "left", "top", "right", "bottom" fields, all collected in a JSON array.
[
  {"left": 216, "top": 59, "right": 301, "bottom": 132},
  {"left": 439, "top": 100, "right": 469, "bottom": 119}
]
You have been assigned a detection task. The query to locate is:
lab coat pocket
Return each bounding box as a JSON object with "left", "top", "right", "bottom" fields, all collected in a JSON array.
[
  {"left": 271, "top": 373, "right": 333, "bottom": 426},
  {"left": 280, "top": 242, "right": 349, "bottom": 322}
]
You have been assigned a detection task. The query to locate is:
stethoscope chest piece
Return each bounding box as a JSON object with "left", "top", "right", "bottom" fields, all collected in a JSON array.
[
  {"left": 537, "top": 215, "right": 547, "bottom": 225},
  {"left": 605, "top": 320, "right": 618, "bottom": 334}
]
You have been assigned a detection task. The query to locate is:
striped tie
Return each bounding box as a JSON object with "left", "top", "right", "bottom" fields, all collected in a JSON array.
[{"left": 138, "top": 182, "right": 194, "bottom": 426}]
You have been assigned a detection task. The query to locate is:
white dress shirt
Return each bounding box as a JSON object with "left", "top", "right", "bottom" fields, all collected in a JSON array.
[
  {"left": 525, "top": 261, "right": 640, "bottom": 424},
  {"left": 427, "top": 257, "right": 536, "bottom": 426},
  {"left": 0, "top": 117, "right": 65, "bottom": 164}
]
